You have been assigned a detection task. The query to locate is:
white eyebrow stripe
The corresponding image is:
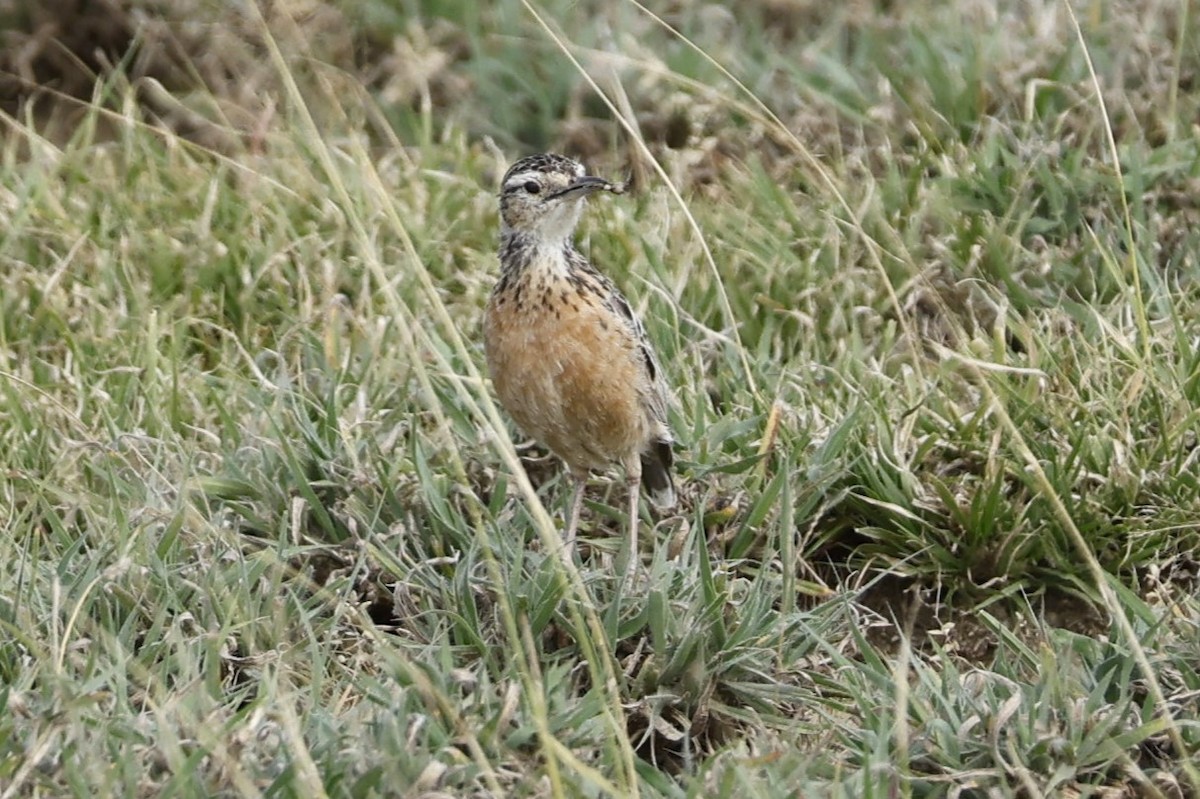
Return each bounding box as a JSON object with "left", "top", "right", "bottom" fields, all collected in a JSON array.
[{"left": 503, "top": 171, "right": 544, "bottom": 190}]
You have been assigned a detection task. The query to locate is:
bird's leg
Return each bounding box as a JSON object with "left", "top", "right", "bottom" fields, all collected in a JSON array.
[
  {"left": 561, "top": 472, "right": 587, "bottom": 563},
  {"left": 624, "top": 471, "right": 641, "bottom": 583}
]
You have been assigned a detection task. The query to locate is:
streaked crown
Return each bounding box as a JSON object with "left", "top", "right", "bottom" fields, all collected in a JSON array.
[{"left": 501, "top": 153, "right": 586, "bottom": 187}]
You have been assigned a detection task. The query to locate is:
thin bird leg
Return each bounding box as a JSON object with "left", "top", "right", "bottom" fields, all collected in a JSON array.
[
  {"left": 561, "top": 473, "right": 587, "bottom": 563},
  {"left": 624, "top": 473, "right": 641, "bottom": 582}
]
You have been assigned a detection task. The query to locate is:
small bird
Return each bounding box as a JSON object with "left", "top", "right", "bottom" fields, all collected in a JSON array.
[{"left": 484, "top": 153, "right": 675, "bottom": 567}]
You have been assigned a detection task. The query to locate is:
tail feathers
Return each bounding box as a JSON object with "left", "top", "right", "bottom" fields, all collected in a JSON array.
[{"left": 640, "top": 438, "right": 676, "bottom": 510}]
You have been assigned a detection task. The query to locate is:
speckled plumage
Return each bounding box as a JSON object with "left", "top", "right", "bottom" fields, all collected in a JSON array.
[{"left": 484, "top": 153, "right": 675, "bottom": 566}]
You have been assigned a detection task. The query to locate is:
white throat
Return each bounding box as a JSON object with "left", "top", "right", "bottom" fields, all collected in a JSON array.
[{"left": 536, "top": 197, "right": 585, "bottom": 246}]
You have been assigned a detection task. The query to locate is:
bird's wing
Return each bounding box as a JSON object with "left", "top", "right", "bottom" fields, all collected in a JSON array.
[{"left": 605, "top": 286, "right": 671, "bottom": 429}]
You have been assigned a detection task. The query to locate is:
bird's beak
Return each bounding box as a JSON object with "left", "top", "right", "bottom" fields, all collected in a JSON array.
[{"left": 549, "top": 175, "right": 614, "bottom": 200}]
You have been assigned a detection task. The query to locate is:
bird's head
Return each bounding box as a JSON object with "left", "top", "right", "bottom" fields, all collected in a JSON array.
[{"left": 498, "top": 153, "right": 617, "bottom": 242}]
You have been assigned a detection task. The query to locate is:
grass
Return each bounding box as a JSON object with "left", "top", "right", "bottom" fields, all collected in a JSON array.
[{"left": 2, "top": 0, "right": 1200, "bottom": 795}]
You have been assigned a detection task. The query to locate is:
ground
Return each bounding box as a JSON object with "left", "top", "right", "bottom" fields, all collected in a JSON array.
[{"left": 1, "top": 0, "right": 1199, "bottom": 796}]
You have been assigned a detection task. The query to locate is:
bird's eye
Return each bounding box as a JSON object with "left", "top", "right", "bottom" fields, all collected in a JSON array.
[{"left": 524, "top": 181, "right": 541, "bottom": 194}]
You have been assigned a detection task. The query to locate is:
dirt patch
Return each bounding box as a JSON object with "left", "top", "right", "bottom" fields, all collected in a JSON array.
[{"left": 855, "top": 573, "right": 1109, "bottom": 663}]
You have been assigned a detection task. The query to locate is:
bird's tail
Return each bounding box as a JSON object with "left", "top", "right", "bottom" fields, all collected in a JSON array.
[{"left": 640, "top": 437, "right": 676, "bottom": 511}]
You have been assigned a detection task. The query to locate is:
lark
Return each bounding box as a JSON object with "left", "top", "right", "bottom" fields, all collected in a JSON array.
[{"left": 484, "top": 153, "right": 675, "bottom": 567}]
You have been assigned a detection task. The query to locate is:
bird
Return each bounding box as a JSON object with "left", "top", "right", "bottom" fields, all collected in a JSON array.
[{"left": 483, "top": 153, "right": 675, "bottom": 570}]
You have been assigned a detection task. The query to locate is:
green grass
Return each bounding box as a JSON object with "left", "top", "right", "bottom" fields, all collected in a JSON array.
[{"left": 3, "top": 0, "right": 1200, "bottom": 795}]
